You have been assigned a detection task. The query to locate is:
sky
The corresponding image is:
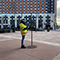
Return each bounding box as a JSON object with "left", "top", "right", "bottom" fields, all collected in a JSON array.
[
  {"left": 57, "top": 0, "right": 60, "bottom": 19},
  {"left": 57, "top": 0, "right": 60, "bottom": 25}
]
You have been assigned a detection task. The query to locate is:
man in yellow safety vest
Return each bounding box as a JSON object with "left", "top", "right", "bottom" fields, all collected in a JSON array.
[{"left": 19, "top": 17, "right": 28, "bottom": 48}]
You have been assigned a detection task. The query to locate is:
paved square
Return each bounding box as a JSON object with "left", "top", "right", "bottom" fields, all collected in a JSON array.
[{"left": 0, "top": 30, "right": 60, "bottom": 60}]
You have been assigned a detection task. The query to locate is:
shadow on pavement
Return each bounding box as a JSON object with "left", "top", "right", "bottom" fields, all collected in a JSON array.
[{"left": 27, "top": 45, "right": 37, "bottom": 49}]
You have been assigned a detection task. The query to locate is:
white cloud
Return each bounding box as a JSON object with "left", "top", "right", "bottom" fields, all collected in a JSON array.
[{"left": 57, "top": 0, "right": 60, "bottom": 19}]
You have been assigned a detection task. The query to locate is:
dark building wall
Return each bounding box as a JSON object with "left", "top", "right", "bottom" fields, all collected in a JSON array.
[{"left": 46, "top": 0, "right": 54, "bottom": 13}]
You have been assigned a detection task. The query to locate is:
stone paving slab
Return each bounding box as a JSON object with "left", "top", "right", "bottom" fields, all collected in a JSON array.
[
  {"left": 0, "top": 40, "right": 60, "bottom": 60},
  {"left": 0, "top": 31, "right": 60, "bottom": 60},
  {"left": 53, "top": 53, "right": 60, "bottom": 60}
]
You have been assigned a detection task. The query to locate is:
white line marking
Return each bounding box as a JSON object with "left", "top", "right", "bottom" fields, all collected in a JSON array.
[{"left": 0, "top": 35, "right": 60, "bottom": 47}]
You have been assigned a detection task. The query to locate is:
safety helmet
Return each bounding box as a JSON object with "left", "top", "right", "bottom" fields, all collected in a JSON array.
[{"left": 21, "top": 16, "right": 26, "bottom": 22}]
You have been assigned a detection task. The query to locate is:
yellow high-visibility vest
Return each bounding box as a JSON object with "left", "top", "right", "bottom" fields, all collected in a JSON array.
[{"left": 19, "top": 23, "right": 28, "bottom": 35}]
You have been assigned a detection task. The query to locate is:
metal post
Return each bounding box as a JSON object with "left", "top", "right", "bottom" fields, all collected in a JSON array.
[
  {"left": 27, "top": 14, "right": 37, "bottom": 48},
  {"left": 31, "top": 14, "right": 33, "bottom": 46}
]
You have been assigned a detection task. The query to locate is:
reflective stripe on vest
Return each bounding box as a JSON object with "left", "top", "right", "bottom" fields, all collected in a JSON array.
[
  {"left": 21, "top": 27, "right": 24, "bottom": 30},
  {"left": 20, "top": 23, "right": 28, "bottom": 35}
]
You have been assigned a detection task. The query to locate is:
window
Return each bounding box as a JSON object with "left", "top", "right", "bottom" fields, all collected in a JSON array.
[
  {"left": 46, "top": 8, "right": 48, "bottom": 10},
  {"left": 16, "top": 3, "right": 18, "bottom": 4},
  {"left": 31, "top": 11, "right": 32, "bottom": 13},
  {"left": 20, "top": 11, "right": 22, "bottom": 14},
  {"left": 46, "top": 2, "right": 48, "bottom": 4},
  {"left": 16, "top": 6, "right": 18, "bottom": 7},
  {"left": 24, "top": 2, "right": 25, "bottom": 4},
  {"left": 0, "top": 0, "right": 1, "bottom": 2},
  {"left": 27, "top": 11, "right": 29, "bottom": 13},
  {"left": 24, "top": 8, "right": 25, "bottom": 10},
  {"left": 35, "top": 5, "right": 36, "bottom": 7},
  {"left": 6, "top": 9, "right": 8, "bottom": 10},
  {"left": 6, "top": 12, "right": 8, "bottom": 13},
  {"left": 23, "top": 0, "right": 25, "bottom": 1},
  {"left": 51, "top": 6, "right": 53, "bottom": 7},
  {"left": 9, "top": 0, "right": 11, "bottom": 2},
  {"left": 13, "top": 12, "right": 15, "bottom": 13},
  {"left": 38, "top": 2, "right": 40, "bottom": 4},
  {"left": 51, "top": 9, "right": 53, "bottom": 10},
  {"left": 3, "top": 3, "right": 5, "bottom": 5},
  {"left": 24, "top": 5, "right": 25, "bottom": 7},
  {"left": 27, "top": 2, "right": 29, "bottom": 4},
  {"left": 35, "top": 8, "right": 36, "bottom": 10},
  {"left": 16, "top": 0, "right": 18, "bottom": 1},
  {"left": 6, "top": 6, "right": 8, "bottom": 8},
  {"left": 42, "top": 8, "right": 44, "bottom": 10},
  {"left": 51, "top": 3, "right": 53, "bottom": 4},
  {"left": 3, "top": 0, "right": 4, "bottom": 2},
  {"left": 31, "top": 0, "right": 32, "bottom": 1},
  {"left": 6, "top": 3, "right": 8, "bottom": 5},
  {"left": 20, "top": 3, "right": 22, "bottom": 4},
  {"left": 9, "top": 3, "right": 11, "bottom": 5},
  {"left": 13, "top": 0, "right": 15, "bottom": 2},
  {"left": 42, "top": 2, "right": 44, "bottom": 4},
  {"left": 6, "top": 0, "right": 8, "bottom": 2},
  {"left": 24, "top": 11, "right": 25, "bottom": 13},
  {"left": 3, "top": 9, "right": 5, "bottom": 11},
  {"left": 38, "top": 8, "right": 40, "bottom": 10},
  {"left": 3, "top": 12, "right": 5, "bottom": 13},
  {"left": 0, "top": 3, "right": 1, "bottom": 5},
  {"left": 27, "top": 0, "right": 29, "bottom": 1},
  {"left": 16, "top": 11, "right": 18, "bottom": 13},
  {"left": 20, "top": 9, "right": 22, "bottom": 10},
  {"left": 34, "top": 0, "right": 36, "bottom": 1},
  {"left": 3, "top": 6, "right": 5, "bottom": 8},
  {"left": 51, "top": 12, "right": 53, "bottom": 13},
  {"left": 20, "top": 6, "right": 22, "bottom": 7},
  {"left": 31, "top": 5, "right": 32, "bottom": 7},
  {"left": 46, "top": 11, "right": 48, "bottom": 13},
  {"left": 20, "top": 0, "right": 22, "bottom": 1},
  {"left": 16, "top": 9, "right": 18, "bottom": 10},
  {"left": 42, "top": 5, "right": 44, "bottom": 7},
  {"left": 38, "top": 11, "right": 40, "bottom": 13},
  {"left": 10, "top": 12, "right": 11, "bottom": 13},
  {"left": 34, "top": 11, "right": 36, "bottom": 13},
  {"left": 46, "top": 5, "right": 48, "bottom": 7},
  {"left": 27, "top": 5, "right": 29, "bottom": 7},
  {"left": 31, "top": 2, "right": 32, "bottom": 4},
  {"left": 38, "top": 5, "right": 40, "bottom": 7},
  {"left": 27, "top": 8, "right": 29, "bottom": 10},
  {"left": 42, "top": 11, "right": 44, "bottom": 13},
  {"left": 34, "top": 2, "right": 36, "bottom": 4},
  {"left": 51, "top": 0, "right": 53, "bottom": 1},
  {"left": 13, "top": 9, "right": 15, "bottom": 10},
  {"left": 31, "top": 8, "right": 32, "bottom": 10}
]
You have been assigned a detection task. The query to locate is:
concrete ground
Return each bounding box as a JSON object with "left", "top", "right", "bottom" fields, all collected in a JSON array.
[{"left": 0, "top": 30, "right": 60, "bottom": 60}]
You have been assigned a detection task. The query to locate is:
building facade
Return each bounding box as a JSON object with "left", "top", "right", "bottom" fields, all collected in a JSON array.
[{"left": 0, "top": 0, "right": 57, "bottom": 30}]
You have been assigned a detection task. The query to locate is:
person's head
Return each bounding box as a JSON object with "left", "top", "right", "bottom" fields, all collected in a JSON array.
[{"left": 21, "top": 18, "right": 26, "bottom": 22}]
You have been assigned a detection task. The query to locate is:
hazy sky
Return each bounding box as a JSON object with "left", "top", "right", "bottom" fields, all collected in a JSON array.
[{"left": 57, "top": 0, "right": 60, "bottom": 20}]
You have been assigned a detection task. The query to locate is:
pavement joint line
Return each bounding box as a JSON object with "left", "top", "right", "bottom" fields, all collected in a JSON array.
[
  {"left": 0, "top": 35, "right": 60, "bottom": 47},
  {"left": 52, "top": 53, "right": 60, "bottom": 60}
]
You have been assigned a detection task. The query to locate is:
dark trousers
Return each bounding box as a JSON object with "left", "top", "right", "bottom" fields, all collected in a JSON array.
[{"left": 21, "top": 35, "right": 25, "bottom": 46}]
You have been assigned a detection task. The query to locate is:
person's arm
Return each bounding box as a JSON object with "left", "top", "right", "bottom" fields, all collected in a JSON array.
[{"left": 23, "top": 27, "right": 27, "bottom": 30}]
